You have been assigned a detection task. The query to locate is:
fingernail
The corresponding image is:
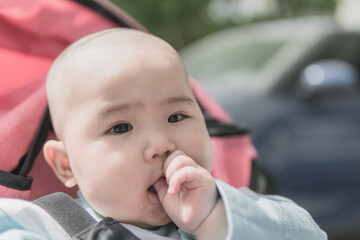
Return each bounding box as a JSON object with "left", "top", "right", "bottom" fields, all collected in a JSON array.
[{"left": 167, "top": 186, "right": 174, "bottom": 194}]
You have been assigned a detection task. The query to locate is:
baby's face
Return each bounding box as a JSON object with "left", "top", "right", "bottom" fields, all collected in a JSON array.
[{"left": 61, "top": 41, "right": 212, "bottom": 228}]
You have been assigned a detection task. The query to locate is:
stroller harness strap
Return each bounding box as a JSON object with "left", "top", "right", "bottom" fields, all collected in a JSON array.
[
  {"left": 34, "top": 192, "right": 184, "bottom": 240},
  {"left": 33, "top": 192, "right": 96, "bottom": 237}
]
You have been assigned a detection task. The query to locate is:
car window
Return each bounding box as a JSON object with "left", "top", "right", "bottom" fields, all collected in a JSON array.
[{"left": 184, "top": 40, "right": 287, "bottom": 83}]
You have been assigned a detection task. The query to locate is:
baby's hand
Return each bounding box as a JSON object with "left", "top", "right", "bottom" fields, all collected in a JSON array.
[{"left": 153, "top": 150, "right": 218, "bottom": 235}]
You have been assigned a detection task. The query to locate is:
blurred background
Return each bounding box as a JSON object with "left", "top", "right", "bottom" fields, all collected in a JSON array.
[
  {"left": 112, "top": 0, "right": 338, "bottom": 50},
  {"left": 1, "top": 0, "right": 358, "bottom": 239},
  {"left": 111, "top": 0, "right": 360, "bottom": 239}
]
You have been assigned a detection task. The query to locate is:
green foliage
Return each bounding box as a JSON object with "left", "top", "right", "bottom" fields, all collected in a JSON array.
[
  {"left": 277, "top": 0, "right": 337, "bottom": 17},
  {"left": 110, "top": 0, "right": 336, "bottom": 50},
  {"left": 110, "top": 0, "right": 233, "bottom": 49}
]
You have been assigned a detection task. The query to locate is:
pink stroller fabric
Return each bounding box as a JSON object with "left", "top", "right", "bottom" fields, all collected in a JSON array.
[
  {"left": 0, "top": 0, "right": 256, "bottom": 200},
  {"left": 191, "top": 80, "right": 257, "bottom": 188}
]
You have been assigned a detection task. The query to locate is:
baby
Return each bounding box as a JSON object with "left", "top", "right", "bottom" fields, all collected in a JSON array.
[
  {"left": 44, "top": 28, "right": 225, "bottom": 239},
  {"left": 39, "top": 28, "right": 326, "bottom": 239}
]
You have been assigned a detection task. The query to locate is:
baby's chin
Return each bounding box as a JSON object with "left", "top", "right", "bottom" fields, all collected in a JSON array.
[
  {"left": 144, "top": 222, "right": 171, "bottom": 231},
  {"left": 128, "top": 216, "right": 172, "bottom": 230}
]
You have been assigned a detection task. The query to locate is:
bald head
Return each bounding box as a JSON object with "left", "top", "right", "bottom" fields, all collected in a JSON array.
[{"left": 47, "top": 29, "right": 188, "bottom": 140}]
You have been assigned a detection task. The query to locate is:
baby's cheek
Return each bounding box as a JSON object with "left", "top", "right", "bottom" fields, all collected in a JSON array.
[
  {"left": 84, "top": 182, "right": 126, "bottom": 218},
  {"left": 198, "top": 129, "right": 213, "bottom": 171},
  {"left": 202, "top": 151, "right": 213, "bottom": 172},
  {"left": 194, "top": 140, "right": 213, "bottom": 172}
]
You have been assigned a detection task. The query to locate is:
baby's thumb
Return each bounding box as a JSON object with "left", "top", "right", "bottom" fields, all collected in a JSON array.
[{"left": 153, "top": 177, "right": 168, "bottom": 203}]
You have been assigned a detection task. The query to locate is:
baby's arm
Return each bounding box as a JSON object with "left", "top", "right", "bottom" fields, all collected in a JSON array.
[
  {"left": 153, "top": 150, "right": 327, "bottom": 240},
  {"left": 215, "top": 180, "right": 328, "bottom": 240},
  {"left": 0, "top": 198, "right": 71, "bottom": 239},
  {"left": 153, "top": 150, "right": 227, "bottom": 239}
]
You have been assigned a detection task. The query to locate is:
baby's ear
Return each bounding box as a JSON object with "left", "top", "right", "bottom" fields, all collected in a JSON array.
[{"left": 43, "top": 140, "right": 77, "bottom": 188}]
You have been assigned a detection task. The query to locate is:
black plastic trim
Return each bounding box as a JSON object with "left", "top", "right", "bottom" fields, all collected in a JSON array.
[
  {"left": 18, "top": 107, "right": 51, "bottom": 177},
  {"left": 73, "top": 0, "right": 132, "bottom": 28},
  {"left": 0, "top": 170, "right": 33, "bottom": 191}
]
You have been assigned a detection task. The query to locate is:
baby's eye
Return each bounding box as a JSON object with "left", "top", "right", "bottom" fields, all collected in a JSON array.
[
  {"left": 109, "top": 123, "right": 133, "bottom": 134},
  {"left": 168, "top": 114, "right": 186, "bottom": 123}
]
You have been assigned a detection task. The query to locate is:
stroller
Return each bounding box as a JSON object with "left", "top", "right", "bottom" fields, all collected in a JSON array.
[{"left": 0, "top": 0, "right": 258, "bottom": 201}]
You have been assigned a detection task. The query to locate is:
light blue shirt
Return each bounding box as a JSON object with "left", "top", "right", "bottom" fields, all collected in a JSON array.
[
  {"left": 0, "top": 179, "right": 327, "bottom": 239},
  {"left": 77, "top": 179, "right": 327, "bottom": 240},
  {"left": 215, "top": 180, "right": 327, "bottom": 240}
]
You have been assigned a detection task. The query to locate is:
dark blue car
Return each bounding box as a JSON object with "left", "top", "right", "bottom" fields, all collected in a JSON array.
[{"left": 180, "top": 16, "right": 360, "bottom": 239}]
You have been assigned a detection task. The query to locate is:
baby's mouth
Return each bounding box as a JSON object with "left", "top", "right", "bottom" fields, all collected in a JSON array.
[
  {"left": 148, "top": 176, "right": 166, "bottom": 196},
  {"left": 148, "top": 185, "right": 157, "bottom": 194}
]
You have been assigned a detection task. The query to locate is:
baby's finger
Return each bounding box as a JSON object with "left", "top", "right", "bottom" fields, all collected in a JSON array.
[
  {"left": 165, "top": 155, "right": 197, "bottom": 185},
  {"left": 163, "top": 150, "right": 184, "bottom": 173},
  {"left": 153, "top": 177, "right": 168, "bottom": 203},
  {"left": 167, "top": 166, "right": 200, "bottom": 194}
]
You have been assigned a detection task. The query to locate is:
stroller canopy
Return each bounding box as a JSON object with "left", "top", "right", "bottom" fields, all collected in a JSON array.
[{"left": 0, "top": 0, "right": 256, "bottom": 200}]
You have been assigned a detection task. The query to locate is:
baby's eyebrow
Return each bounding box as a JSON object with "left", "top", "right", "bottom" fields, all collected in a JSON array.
[
  {"left": 165, "top": 96, "right": 195, "bottom": 105},
  {"left": 96, "top": 102, "right": 141, "bottom": 120}
]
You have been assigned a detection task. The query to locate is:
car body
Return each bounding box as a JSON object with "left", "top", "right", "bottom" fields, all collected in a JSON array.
[{"left": 180, "top": 16, "right": 360, "bottom": 239}]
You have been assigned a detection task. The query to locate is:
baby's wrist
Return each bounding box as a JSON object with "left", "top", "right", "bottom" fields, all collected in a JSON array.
[{"left": 193, "top": 198, "right": 227, "bottom": 240}]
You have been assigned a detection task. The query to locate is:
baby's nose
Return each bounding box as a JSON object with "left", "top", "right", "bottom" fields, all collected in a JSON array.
[
  {"left": 144, "top": 134, "right": 175, "bottom": 162},
  {"left": 153, "top": 150, "right": 171, "bottom": 161}
]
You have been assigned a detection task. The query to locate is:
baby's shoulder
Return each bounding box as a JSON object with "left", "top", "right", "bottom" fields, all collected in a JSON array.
[{"left": 0, "top": 197, "right": 70, "bottom": 239}]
